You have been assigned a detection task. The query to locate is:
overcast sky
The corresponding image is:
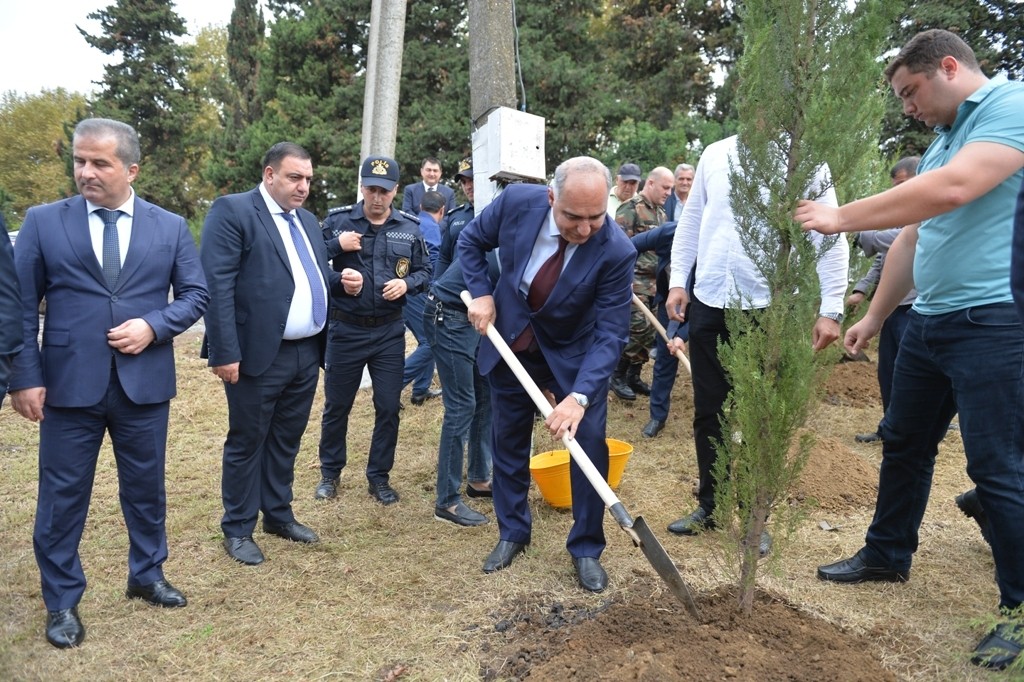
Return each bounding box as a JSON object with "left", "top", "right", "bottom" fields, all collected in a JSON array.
[{"left": 1, "top": 0, "right": 244, "bottom": 97}]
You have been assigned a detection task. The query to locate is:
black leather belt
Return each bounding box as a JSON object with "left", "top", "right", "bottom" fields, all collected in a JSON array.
[{"left": 330, "top": 309, "right": 403, "bottom": 327}]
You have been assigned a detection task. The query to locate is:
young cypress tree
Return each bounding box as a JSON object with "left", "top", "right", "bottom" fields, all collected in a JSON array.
[{"left": 712, "top": 0, "right": 897, "bottom": 615}]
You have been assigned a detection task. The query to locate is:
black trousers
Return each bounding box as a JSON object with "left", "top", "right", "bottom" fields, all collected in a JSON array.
[{"left": 688, "top": 296, "right": 731, "bottom": 513}]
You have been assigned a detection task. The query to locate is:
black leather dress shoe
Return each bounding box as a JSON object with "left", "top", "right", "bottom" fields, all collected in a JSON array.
[
  {"left": 126, "top": 579, "right": 188, "bottom": 607},
  {"left": 46, "top": 607, "right": 85, "bottom": 648},
  {"left": 314, "top": 476, "right": 339, "bottom": 500},
  {"left": 667, "top": 507, "right": 715, "bottom": 536},
  {"left": 641, "top": 419, "right": 665, "bottom": 438},
  {"left": 263, "top": 520, "right": 319, "bottom": 544},
  {"left": 854, "top": 431, "right": 882, "bottom": 443},
  {"left": 369, "top": 481, "right": 400, "bottom": 505},
  {"left": 572, "top": 556, "right": 608, "bottom": 592},
  {"left": 410, "top": 388, "right": 443, "bottom": 405},
  {"left": 223, "top": 536, "right": 265, "bottom": 565},
  {"left": 955, "top": 488, "right": 992, "bottom": 545},
  {"left": 817, "top": 550, "right": 909, "bottom": 583},
  {"left": 971, "top": 622, "right": 1023, "bottom": 669},
  {"left": 482, "top": 540, "right": 528, "bottom": 573},
  {"left": 466, "top": 484, "right": 493, "bottom": 499}
]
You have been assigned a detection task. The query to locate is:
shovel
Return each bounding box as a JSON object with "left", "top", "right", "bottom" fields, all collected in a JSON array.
[
  {"left": 632, "top": 294, "right": 691, "bottom": 375},
  {"left": 460, "top": 291, "right": 699, "bottom": 616}
]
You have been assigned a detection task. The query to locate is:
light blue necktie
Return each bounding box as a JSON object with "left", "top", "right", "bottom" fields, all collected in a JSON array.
[
  {"left": 96, "top": 208, "right": 122, "bottom": 289},
  {"left": 283, "top": 212, "right": 327, "bottom": 327}
]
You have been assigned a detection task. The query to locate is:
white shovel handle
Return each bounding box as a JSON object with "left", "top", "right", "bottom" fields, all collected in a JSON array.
[
  {"left": 632, "top": 293, "right": 691, "bottom": 375},
  {"left": 460, "top": 290, "right": 624, "bottom": 513}
]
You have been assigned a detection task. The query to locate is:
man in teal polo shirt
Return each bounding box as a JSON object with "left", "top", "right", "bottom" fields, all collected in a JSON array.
[{"left": 795, "top": 29, "right": 1024, "bottom": 671}]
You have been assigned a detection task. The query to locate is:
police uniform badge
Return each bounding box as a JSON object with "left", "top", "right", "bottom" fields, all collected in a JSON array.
[
  {"left": 370, "top": 158, "right": 390, "bottom": 176},
  {"left": 395, "top": 258, "right": 410, "bottom": 277}
]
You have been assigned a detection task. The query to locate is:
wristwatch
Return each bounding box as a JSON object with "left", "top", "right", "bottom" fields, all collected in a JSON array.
[
  {"left": 819, "top": 312, "right": 844, "bottom": 323},
  {"left": 570, "top": 392, "right": 589, "bottom": 409}
]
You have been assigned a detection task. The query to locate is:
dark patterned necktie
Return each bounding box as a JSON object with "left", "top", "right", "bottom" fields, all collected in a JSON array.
[
  {"left": 283, "top": 212, "right": 327, "bottom": 327},
  {"left": 511, "top": 236, "right": 569, "bottom": 352},
  {"left": 96, "top": 208, "right": 122, "bottom": 289}
]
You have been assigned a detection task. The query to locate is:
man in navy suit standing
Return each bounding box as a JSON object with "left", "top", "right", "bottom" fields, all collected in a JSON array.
[
  {"left": 201, "top": 142, "right": 362, "bottom": 566},
  {"left": 0, "top": 215, "right": 21, "bottom": 403},
  {"left": 401, "top": 156, "right": 457, "bottom": 214},
  {"left": 460, "top": 157, "right": 636, "bottom": 592},
  {"left": 9, "top": 118, "right": 209, "bottom": 648}
]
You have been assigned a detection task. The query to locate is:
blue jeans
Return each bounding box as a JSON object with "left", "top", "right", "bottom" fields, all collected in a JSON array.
[
  {"left": 863, "top": 304, "right": 1024, "bottom": 610},
  {"left": 424, "top": 300, "right": 492, "bottom": 508},
  {"left": 402, "top": 292, "right": 435, "bottom": 395},
  {"left": 650, "top": 298, "right": 688, "bottom": 423}
]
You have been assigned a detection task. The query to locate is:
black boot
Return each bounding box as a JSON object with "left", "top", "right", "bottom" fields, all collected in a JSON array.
[
  {"left": 609, "top": 359, "right": 636, "bottom": 401},
  {"left": 626, "top": 363, "right": 651, "bottom": 396}
]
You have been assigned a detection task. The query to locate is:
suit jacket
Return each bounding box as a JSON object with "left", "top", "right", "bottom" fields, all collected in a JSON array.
[
  {"left": 630, "top": 220, "right": 676, "bottom": 300},
  {"left": 9, "top": 194, "right": 208, "bottom": 407},
  {"left": 200, "top": 187, "right": 339, "bottom": 377},
  {"left": 459, "top": 184, "right": 636, "bottom": 399},
  {"left": 663, "top": 192, "right": 682, "bottom": 223},
  {"left": 401, "top": 182, "right": 456, "bottom": 215}
]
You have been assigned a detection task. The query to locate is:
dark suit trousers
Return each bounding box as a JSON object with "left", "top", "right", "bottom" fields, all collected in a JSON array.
[
  {"left": 220, "top": 336, "right": 319, "bottom": 538},
  {"left": 34, "top": 366, "right": 170, "bottom": 610},
  {"left": 318, "top": 319, "right": 405, "bottom": 484},
  {"left": 488, "top": 350, "right": 609, "bottom": 559}
]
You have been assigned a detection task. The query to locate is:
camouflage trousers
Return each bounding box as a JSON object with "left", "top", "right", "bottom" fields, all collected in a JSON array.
[{"left": 621, "top": 297, "right": 656, "bottom": 365}]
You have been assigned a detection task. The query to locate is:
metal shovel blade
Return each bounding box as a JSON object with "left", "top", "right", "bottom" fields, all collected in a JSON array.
[{"left": 630, "top": 515, "right": 700, "bottom": 617}]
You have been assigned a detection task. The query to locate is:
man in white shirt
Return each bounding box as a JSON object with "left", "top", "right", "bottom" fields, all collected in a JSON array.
[{"left": 664, "top": 135, "right": 848, "bottom": 554}]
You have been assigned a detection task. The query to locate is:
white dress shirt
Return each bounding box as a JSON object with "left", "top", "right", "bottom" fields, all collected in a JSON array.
[
  {"left": 258, "top": 183, "right": 328, "bottom": 340},
  {"left": 669, "top": 135, "right": 848, "bottom": 315}
]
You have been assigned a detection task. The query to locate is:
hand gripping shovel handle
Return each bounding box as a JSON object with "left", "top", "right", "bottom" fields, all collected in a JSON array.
[
  {"left": 631, "top": 294, "right": 691, "bottom": 375},
  {"left": 461, "top": 291, "right": 701, "bottom": 616},
  {"left": 459, "top": 291, "right": 635, "bottom": 531}
]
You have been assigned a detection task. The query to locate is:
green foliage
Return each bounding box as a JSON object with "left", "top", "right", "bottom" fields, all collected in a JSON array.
[
  {"left": 712, "top": 0, "right": 896, "bottom": 614},
  {"left": 602, "top": 111, "right": 736, "bottom": 174},
  {"left": 880, "top": 0, "right": 1024, "bottom": 156},
  {"left": 0, "top": 89, "right": 86, "bottom": 223},
  {"left": 83, "top": 0, "right": 204, "bottom": 219},
  {"left": 393, "top": 0, "right": 472, "bottom": 191}
]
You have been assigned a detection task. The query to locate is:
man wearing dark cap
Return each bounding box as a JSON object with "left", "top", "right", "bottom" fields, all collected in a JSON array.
[
  {"left": 315, "top": 156, "right": 432, "bottom": 505},
  {"left": 608, "top": 163, "right": 641, "bottom": 215}
]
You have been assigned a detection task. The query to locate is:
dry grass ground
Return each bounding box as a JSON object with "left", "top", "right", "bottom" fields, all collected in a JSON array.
[{"left": 0, "top": 332, "right": 1010, "bottom": 680}]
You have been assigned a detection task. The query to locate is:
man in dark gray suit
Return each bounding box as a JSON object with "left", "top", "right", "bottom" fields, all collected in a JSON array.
[{"left": 201, "top": 142, "right": 363, "bottom": 566}]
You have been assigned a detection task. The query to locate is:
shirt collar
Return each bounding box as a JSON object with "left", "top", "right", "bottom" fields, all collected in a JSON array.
[
  {"left": 935, "top": 74, "right": 1005, "bottom": 134},
  {"left": 86, "top": 188, "right": 135, "bottom": 217},
  {"left": 258, "top": 182, "right": 293, "bottom": 218}
]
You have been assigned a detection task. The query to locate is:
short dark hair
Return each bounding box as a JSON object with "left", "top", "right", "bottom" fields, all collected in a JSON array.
[
  {"left": 884, "top": 29, "right": 980, "bottom": 83},
  {"left": 421, "top": 156, "right": 441, "bottom": 169},
  {"left": 263, "top": 142, "right": 311, "bottom": 171},
  {"left": 420, "top": 190, "right": 446, "bottom": 214},
  {"left": 890, "top": 156, "right": 920, "bottom": 179},
  {"left": 74, "top": 118, "right": 141, "bottom": 167}
]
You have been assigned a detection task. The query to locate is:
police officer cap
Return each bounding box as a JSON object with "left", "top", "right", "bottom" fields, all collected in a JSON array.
[
  {"left": 454, "top": 156, "right": 473, "bottom": 180},
  {"left": 361, "top": 155, "right": 400, "bottom": 190},
  {"left": 617, "top": 163, "right": 642, "bottom": 181}
]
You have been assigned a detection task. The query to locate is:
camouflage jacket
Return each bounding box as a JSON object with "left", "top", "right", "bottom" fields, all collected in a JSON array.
[{"left": 616, "top": 194, "right": 666, "bottom": 297}]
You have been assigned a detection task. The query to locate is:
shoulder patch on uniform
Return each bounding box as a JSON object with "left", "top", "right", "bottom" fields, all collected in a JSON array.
[
  {"left": 397, "top": 209, "right": 421, "bottom": 224},
  {"left": 327, "top": 204, "right": 354, "bottom": 215}
]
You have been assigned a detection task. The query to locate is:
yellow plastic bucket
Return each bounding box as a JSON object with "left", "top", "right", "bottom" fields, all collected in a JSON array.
[{"left": 529, "top": 439, "right": 633, "bottom": 509}]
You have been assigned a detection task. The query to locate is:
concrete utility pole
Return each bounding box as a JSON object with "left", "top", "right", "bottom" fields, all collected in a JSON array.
[
  {"left": 468, "top": 0, "right": 517, "bottom": 124},
  {"left": 360, "top": 0, "right": 406, "bottom": 185}
]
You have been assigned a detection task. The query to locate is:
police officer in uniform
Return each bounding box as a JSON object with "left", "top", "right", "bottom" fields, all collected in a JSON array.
[{"left": 314, "top": 156, "right": 431, "bottom": 505}]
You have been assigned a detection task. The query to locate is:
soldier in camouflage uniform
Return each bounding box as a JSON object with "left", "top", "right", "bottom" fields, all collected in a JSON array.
[{"left": 611, "top": 166, "right": 674, "bottom": 400}]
